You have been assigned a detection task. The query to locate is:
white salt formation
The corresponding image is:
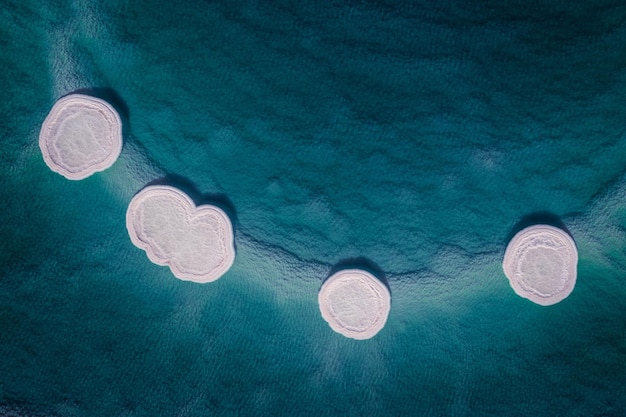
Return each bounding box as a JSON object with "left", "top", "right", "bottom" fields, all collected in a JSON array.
[
  {"left": 318, "top": 268, "right": 391, "bottom": 340},
  {"left": 502, "top": 224, "right": 578, "bottom": 306},
  {"left": 39, "top": 94, "right": 123, "bottom": 180},
  {"left": 126, "top": 185, "right": 235, "bottom": 283}
]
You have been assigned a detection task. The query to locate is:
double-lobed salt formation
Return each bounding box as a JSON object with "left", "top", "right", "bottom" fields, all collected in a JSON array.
[
  {"left": 502, "top": 225, "right": 578, "bottom": 306},
  {"left": 126, "top": 185, "right": 235, "bottom": 283},
  {"left": 39, "top": 94, "right": 123, "bottom": 180},
  {"left": 318, "top": 269, "right": 391, "bottom": 340}
]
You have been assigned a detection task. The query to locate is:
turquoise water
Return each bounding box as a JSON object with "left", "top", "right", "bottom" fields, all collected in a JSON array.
[{"left": 2, "top": 0, "right": 626, "bottom": 415}]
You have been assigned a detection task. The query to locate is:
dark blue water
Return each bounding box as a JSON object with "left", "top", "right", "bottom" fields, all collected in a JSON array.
[{"left": 2, "top": 0, "right": 626, "bottom": 415}]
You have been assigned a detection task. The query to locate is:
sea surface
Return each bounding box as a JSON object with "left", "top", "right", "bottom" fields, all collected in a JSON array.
[{"left": 2, "top": 0, "right": 626, "bottom": 415}]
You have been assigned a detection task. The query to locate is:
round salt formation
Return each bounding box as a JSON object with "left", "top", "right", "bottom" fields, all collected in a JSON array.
[
  {"left": 318, "top": 268, "right": 391, "bottom": 340},
  {"left": 502, "top": 224, "right": 578, "bottom": 306},
  {"left": 39, "top": 94, "right": 122, "bottom": 180},
  {"left": 126, "top": 185, "right": 235, "bottom": 283}
]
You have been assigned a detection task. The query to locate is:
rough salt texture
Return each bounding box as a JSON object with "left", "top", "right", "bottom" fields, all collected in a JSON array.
[
  {"left": 126, "top": 185, "right": 235, "bottom": 283},
  {"left": 502, "top": 225, "right": 578, "bottom": 306},
  {"left": 318, "top": 268, "right": 391, "bottom": 340},
  {"left": 39, "top": 94, "right": 123, "bottom": 180}
]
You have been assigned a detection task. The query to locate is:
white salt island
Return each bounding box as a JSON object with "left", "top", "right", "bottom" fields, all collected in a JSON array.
[
  {"left": 318, "top": 268, "right": 391, "bottom": 340},
  {"left": 126, "top": 185, "right": 235, "bottom": 283},
  {"left": 39, "top": 94, "right": 123, "bottom": 180},
  {"left": 502, "top": 224, "right": 578, "bottom": 306}
]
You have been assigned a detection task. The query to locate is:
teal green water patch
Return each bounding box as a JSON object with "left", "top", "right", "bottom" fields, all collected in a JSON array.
[{"left": 79, "top": 0, "right": 626, "bottom": 273}]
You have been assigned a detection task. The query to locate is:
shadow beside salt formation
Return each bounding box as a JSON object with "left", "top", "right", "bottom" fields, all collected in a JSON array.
[
  {"left": 324, "top": 257, "right": 391, "bottom": 298},
  {"left": 145, "top": 174, "right": 238, "bottom": 240},
  {"left": 73, "top": 87, "right": 131, "bottom": 142},
  {"left": 505, "top": 211, "right": 575, "bottom": 246}
]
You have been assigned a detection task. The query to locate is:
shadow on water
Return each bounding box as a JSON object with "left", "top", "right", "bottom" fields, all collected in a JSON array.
[
  {"left": 505, "top": 211, "right": 575, "bottom": 245},
  {"left": 71, "top": 87, "right": 131, "bottom": 142},
  {"left": 323, "top": 257, "right": 391, "bottom": 298},
  {"left": 143, "top": 174, "right": 238, "bottom": 243}
]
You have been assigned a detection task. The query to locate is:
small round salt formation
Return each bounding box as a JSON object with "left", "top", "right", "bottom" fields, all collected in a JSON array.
[
  {"left": 318, "top": 268, "right": 391, "bottom": 340},
  {"left": 39, "top": 94, "right": 122, "bottom": 180},
  {"left": 502, "top": 224, "right": 578, "bottom": 306},
  {"left": 126, "top": 185, "right": 235, "bottom": 283}
]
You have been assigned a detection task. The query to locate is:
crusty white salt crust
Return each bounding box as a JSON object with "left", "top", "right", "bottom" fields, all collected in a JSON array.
[
  {"left": 39, "top": 94, "right": 123, "bottom": 180},
  {"left": 126, "top": 185, "right": 235, "bottom": 283},
  {"left": 318, "top": 269, "right": 391, "bottom": 340},
  {"left": 502, "top": 225, "right": 578, "bottom": 306}
]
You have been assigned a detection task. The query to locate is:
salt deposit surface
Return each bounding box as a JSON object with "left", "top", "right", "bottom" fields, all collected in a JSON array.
[
  {"left": 126, "top": 185, "right": 235, "bottom": 283},
  {"left": 502, "top": 225, "right": 578, "bottom": 306},
  {"left": 318, "top": 268, "right": 391, "bottom": 340},
  {"left": 39, "top": 94, "right": 123, "bottom": 180}
]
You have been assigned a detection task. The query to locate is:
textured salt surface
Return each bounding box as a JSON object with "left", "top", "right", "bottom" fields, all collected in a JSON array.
[
  {"left": 318, "top": 269, "right": 391, "bottom": 340},
  {"left": 126, "top": 185, "right": 235, "bottom": 283},
  {"left": 502, "top": 225, "right": 578, "bottom": 306},
  {"left": 39, "top": 94, "right": 122, "bottom": 180}
]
